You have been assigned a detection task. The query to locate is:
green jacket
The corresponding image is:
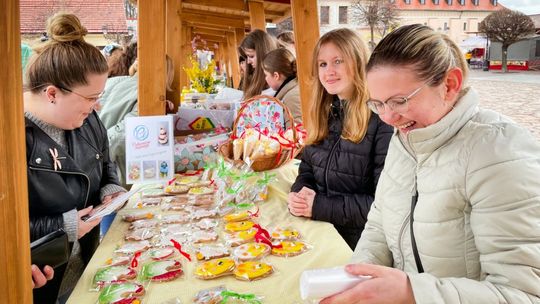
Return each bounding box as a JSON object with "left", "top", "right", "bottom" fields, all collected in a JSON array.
[
  {"left": 352, "top": 88, "right": 540, "bottom": 303},
  {"left": 98, "top": 75, "right": 138, "bottom": 187}
]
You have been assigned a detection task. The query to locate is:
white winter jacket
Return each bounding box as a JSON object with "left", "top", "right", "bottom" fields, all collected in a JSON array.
[{"left": 352, "top": 88, "right": 540, "bottom": 303}]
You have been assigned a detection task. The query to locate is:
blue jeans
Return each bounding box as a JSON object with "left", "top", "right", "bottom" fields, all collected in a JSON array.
[{"left": 100, "top": 212, "right": 116, "bottom": 237}]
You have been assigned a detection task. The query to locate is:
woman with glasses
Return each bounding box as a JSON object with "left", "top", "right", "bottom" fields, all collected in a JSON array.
[
  {"left": 24, "top": 13, "right": 125, "bottom": 303},
  {"left": 322, "top": 24, "right": 540, "bottom": 304},
  {"left": 287, "top": 28, "right": 393, "bottom": 250}
]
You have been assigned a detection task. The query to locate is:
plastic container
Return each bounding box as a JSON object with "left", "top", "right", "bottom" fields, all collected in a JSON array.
[{"left": 299, "top": 266, "right": 371, "bottom": 301}]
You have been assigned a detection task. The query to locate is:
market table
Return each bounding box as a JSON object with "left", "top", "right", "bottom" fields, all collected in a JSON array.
[{"left": 67, "top": 160, "right": 353, "bottom": 303}]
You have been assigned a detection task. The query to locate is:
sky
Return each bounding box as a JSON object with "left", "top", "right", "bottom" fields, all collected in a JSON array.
[{"left": 499, "top": 0, "right": 540, "bottom": 15}]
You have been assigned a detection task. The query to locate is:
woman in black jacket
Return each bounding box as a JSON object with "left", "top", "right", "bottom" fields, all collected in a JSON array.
[
  {"left": 24, "top": 13, "right": 125, "bottom": 303},
  {"left": 288, "top": 29, "right": 392, "bottom": 250}
]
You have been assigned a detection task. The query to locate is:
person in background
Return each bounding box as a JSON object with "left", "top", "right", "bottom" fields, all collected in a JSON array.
[
  {"left": 24, "top": 13, "right": 125, "bottom": 303},
  {"left": 101, "top": 43, "right": 123, "bottom": 77},
  {"left": 21, "top": 43, "right": 33, "bottom": 75},
  {"left": 322, "top": 24, "right": 540, "bottom": 304},
  {"left": 240, "top": 29, "right": 279, "bottom": 99},
  {"left": 262, "top": 48, "right": 302, "bottom": 127},
  {"left": 288, "top": 28, "right": 393, "bottom": 250},
  {"left": 276, "top": 30, "right": 296, "bottom": 57},
  {"left": 107, "top": 42, "right": 137, "bottom": 78}
]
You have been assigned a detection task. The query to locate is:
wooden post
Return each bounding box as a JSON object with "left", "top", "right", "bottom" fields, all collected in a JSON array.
[
  {"left": 0, "top": 0, "right": 32, "bottom": 302},
  {"left": 138, "top": 0, "right": 167, "bottom": 116},
  {"left": 291, "top": 0, "right": 319, "bottom": 132},
  {"left": 226, "top": 31, "right": 240, "bottom": 89},
  {"left": 166, "top": 0, "right": 182, "bottom": 112},
  {"left": 235, "top": 27, "right": 245, "bottom": 45},
  {"left": 181, "top": 24, "right": 191, "bottom": 89},
  {"left": 248, "top": 0, "right": 266, "bottom": 31}
]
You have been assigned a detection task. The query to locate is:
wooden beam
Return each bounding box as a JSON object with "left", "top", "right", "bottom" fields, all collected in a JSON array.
[
  {"left": 0, "top": 0, "right": 32, "bottom": 302},
  {"left": 248, "top": 1, "right": 266, "bottom": 31},
  {"left": 181, "top": 10, "right": 245, "bottom": 29},
  {"left": 272, "top": 8, "right": 292, "bottom": 24},
  {"left": 197, "top": 34, "right": 227, "bottom": 43},
  {"left": 235, "top": 27, "right": 245, "bottom": 45},
  {"left": 189, "top": 23, "right": 238, "bottom": 33},
  {"left": 166, "top": 0, "right": 182, "bottom": 112},
  {"left": 226, "top": 31, "right": 241, "bottom": 89},
  {"left": 291, "top": 0, "right": 319, "bottom": 131},
  {"left": 182, "top": 0, "right": 245, "bottom": 11},
  {"left": 139, "top": 0, "right": 167, "bottom": 115},
  {"left": 192, "top": 28, "right": 228, "bottom": 37}
]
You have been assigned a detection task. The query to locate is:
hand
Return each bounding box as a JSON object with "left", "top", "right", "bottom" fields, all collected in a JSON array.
[
  {"left": 101, "top": 191, "right": 127, "bottom": 211},
  {"left": 320, "top": 264, "right": 415, "bottom": 304},
  {"left": 31, "top": 265, "right": 53, "bottom": 289},
  {"left": 78, "top": 206, "right": 102, "bottom": 239},
  {"left": 299, "top": 187, "right": 315, "bottom": 218}
]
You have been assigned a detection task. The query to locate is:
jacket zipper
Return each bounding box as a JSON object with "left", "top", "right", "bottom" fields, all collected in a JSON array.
[
  {"left": 29, "top": 166, "right": 91, "bottom": 208},
  {"left": 324, "top": 137, "right": 341, "bottom": 192}
]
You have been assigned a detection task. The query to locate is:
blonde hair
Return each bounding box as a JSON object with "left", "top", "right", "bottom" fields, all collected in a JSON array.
[
  {"left": 367, "top": 24, "right": 468, "bottom": 87},
  {"left": 262, "top": 48, "right": 296, "bottom": 78},
  {"left": 240, "top": 29, "right": 279, "bottom": 99},
  {"left": 307, "top": 28, "right": 371, "bottom": 145},
  {"left": 26, "top": 12, "right": 108, "bottom": 93}
]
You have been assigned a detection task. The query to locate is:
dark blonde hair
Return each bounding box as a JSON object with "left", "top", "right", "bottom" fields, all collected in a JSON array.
[
  {"left": 26, "top": 12, "right": 108, "bottom": 93},
  {"left": 367, "top": 24, "right": 468, "bottom": 87},
  {"left": 240, "top": 29, "right": 279, "bottom": 99},
  {"left": 277, "top": 31, "right": 295, "bottom": 44},
  {"left": 108, "top": 42, "right": 138, "bottom": 77},
  {"left": 262, "top": 48, "right": 296, "bottom": 78},
  {"left": 307, "top": 28, "right": 371, "bottom": 145}
]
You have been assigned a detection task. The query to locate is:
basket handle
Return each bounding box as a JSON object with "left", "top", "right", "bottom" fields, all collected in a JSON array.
[{"left": 231, "top": 95, "right": 297, "bottom": 144}]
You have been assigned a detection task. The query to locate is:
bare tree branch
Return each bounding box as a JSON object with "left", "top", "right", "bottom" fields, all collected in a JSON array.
[{"left": 352, "top": 0, "right": 399, "bottom": 50}]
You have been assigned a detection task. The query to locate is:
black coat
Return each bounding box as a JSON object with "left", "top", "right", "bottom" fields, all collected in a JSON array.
[
  {"left": 291, "top": 100, "right": 392, "bottom": 249},
  {"left": 26, "top": 111, "right": 119, "bottom": 302}
]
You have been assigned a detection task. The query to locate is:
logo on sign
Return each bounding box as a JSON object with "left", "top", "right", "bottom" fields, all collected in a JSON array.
[{"left": 133, "top": 125, "right": 149, "bottom": 141}]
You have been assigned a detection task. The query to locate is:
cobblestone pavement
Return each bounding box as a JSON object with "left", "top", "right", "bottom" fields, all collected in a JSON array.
[{"left": 467, "top": 70, "right": 540, "bottom": 141}]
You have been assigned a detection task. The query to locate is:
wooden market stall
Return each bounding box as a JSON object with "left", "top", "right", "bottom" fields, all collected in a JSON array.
[{"left": 0, "top": 0, "right": 320, "bottom": 302}]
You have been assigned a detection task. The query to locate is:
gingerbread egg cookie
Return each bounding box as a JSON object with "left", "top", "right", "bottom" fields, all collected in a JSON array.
[
  {"left": 270, "top": 227, "right": 301, "bottom": 241},
  {"left": 233, "top": 242, "right": 271, "bottom": 261},
  {"left": 194, "top": 257, "right": 235, "bottom": 280},
  {"left": 224, "top": 228, "right": 257, "bottom": 247},
  {"left": 224, "top": 220, "right": 255, "bottom": 233},
  {"left": 98, "top": 282, "right": 144, "bottom": 304},
  {"left": 234, "top": 261, "right": 273, "bottom": 281},
  {"left": 140, "top": 260, "right": 183, "bottom": 282},
  {"left": 271, "top": 241, "right": 308, "bottom": 257}
]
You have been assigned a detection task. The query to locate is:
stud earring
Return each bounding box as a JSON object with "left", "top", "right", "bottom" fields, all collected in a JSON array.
[{"left": 50, "top": 99, "right": 56, "bottom": 104}]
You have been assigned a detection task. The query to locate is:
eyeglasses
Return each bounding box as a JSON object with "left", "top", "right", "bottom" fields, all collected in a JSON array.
[
  {"left": 58, "top": 86, "right": 105, "bottom": 104},
  {"left": 367, "top": 82, "right": 430, "bottom": 115}
]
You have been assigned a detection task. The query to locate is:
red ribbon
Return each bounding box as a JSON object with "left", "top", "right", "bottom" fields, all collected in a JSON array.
[
  {"left": 167, "top": 177, "right": 177, "bottom": 186},
  {"left": 131, "top": 251, "right": 141, "bottom": 268},
  {"left": 247, "top": 207, "right": 260, "bottom": 218},
  {"left": 181, "top": 168, "right": 204, "bottom": 176},
  {"left": 171, "top": 239, "right": 191, "bottom": 261},
  {"left": 253, "top": 224, "right": 282, "bottom": 249}
]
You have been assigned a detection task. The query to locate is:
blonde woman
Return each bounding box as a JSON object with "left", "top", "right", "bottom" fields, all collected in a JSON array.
[
  {"left": 288, "top": 28, "right": 392, "bottom": 250},
  {"left": 322, "top": 24, "right": 540, "bottom": 304}
]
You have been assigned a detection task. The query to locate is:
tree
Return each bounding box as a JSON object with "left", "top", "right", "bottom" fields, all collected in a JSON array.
[
  {"left": 352, "top": 0, "right": 399, "bottom": 50},
  {"left": 479, "top": 9, "right": 535, "bottom": 73}
]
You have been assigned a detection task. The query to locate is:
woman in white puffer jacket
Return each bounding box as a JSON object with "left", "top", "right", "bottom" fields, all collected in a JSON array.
[{"left": 322, "top": 24, "right": 540, "bottom": 304}]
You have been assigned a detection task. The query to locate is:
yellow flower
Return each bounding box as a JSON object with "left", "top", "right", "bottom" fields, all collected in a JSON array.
[{"left": 183, "top": 57, "right": 220, "bottom": 94}]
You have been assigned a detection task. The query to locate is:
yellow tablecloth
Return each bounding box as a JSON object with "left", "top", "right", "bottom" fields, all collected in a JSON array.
[{"left": 67, "top": 160, "right": 352, "bottom": 303}]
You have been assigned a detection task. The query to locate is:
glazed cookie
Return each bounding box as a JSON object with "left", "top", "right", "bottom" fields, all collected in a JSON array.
[
  {"left": 193, "top": 285, "right": 226, "bottom": 304},
  {"left": 188, "top": 186, "right": 215, "bottom": 195},
  {"left": 129, "top": 219, "right": 158, "bottom": 230},
  {"left": 140, "top": 260, "right": 183, "bottom": 282},
  {"left": 137, "top": 197, "right": 162, "bottom": 207},
  {"left": 271, "top": 241, "right": 308, "bottom": 257},
  {"left": 166, "top": 195, "right": 189, "bottom": 205},
  {"left": 93, "top": 265, "right": 137, "bottom": 289},
  {"left": 122, "top": 210, "right": 154, "bottom": 222},
  {"left": 194, "top": 257, "right": 235, "bottom": 280},
  {"left": 232, "top": 242, "right": 271, "bottom": 261},
  {"left": 175, "top": 175, "right": 200, "bottom": 185},
  {"left": 125, "top": 228, "right": 155, "bottom": 241},
  {"left": 270, "top": 227, "right": 301, "bottom": 241},
  {"left": 192, "top": 209, "right": 218, "bottom": 220},
  {"left": 195, "top": 244, "right": 230, "bottom": 261},
  {"left": 142, "top": 246, "right": 176, "bottom": 261},
  {"left": 223, "top": 210, "right": 250, "bottom": 222},
  {"left": 98, "top": 282, "right": 145, "bottom": 304},
  {"left": 191, "top": 229, "right": 219, "bottom": 243},
  {"left": 193, "top": 218, "right": 219, "bottom": 230},
  {"left": 104, "top": 256, "right": 131, "bottom": 267},
  {"left": 224, "top": 228, "right": 257, "bottom": 247},
  {"left": 160, "top": 213, "right": 190, "bottom": 224},
  {"left": 114, "top": 241, "right": 150, "bottom": 255},
  {"left": 224, "top": 220, "right": 255, "bottom": 233},
  {"left": 234, "top": 261, "right": 273, "bottom": 281},
  {"left": 164, "top": 185, "right": 190, "bottom": 195}
]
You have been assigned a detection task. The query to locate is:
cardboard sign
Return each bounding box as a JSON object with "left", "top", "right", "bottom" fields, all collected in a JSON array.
[{"left": 125, "top": 116, "right": 174, "bottom": 184}]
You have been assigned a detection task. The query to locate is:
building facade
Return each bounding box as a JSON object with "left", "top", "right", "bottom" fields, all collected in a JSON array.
[{"left": 318, "top": 0, "right": 503, "bottom": 44}]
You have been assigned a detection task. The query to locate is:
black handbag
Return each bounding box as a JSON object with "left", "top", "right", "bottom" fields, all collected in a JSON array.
[{"left": 30, "top": 228, "right": 69, "bottom": 269}]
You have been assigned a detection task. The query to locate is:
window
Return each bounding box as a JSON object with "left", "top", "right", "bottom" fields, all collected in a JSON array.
[
  {"left": 444, "top": 22, "right": 449, "bottom": 30},
  {"left": 339, "top": 6, "right": 348, "bottom": 24},
  {"left": 491, "top": 0, "right": 497, "bottom": 5},
  {"left": 463, "top": 22, "right": 467, "bottom": 30},
  {"left": 459, "top": 0, "right": 465, "bottom": 5},
  {"left": 405, "top": 0, "right": 411, "bottom": 4},
  {"left": 433, "top": 0, "right": 439, "bottom": 4},
  {"left": 320, "top": 6, "right": 329, "bottom": 25},
  {"left": 420, "top": 0, "right": 426, "bottom": 4},
  {"left": 446, "top": 0, "right": 452, "bottom": 4},
  {"left": 472, "top": 0, "right": 479, "bottom": 5},
  {"left": 535, "top": 41, "right": 540, "bottom": 57}
]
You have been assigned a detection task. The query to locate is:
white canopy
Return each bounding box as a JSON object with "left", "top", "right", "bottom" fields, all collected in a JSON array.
[{"left": 460, "top": 36, "right": 488, "bottom": 49}]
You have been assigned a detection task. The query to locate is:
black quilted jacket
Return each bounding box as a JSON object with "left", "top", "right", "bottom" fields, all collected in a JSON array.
[{"left": 291, "top": 98, "right": 392, "bottom": 249}]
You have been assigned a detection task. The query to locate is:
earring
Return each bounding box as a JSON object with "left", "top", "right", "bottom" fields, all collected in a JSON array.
[{"left": 50, "top": 99, "right": 56, "bottom": 104}]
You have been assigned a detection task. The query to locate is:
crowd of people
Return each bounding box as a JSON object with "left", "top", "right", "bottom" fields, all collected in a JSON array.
[{"left": 20, "top": 12, "right": 539, "bottom": 304}]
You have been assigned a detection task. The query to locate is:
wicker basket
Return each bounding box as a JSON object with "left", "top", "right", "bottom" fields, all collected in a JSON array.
[{"left": 219, "top": 95, "right": 302, "bottom": 172}]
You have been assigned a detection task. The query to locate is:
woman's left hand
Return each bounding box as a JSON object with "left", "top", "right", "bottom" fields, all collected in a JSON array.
[
  {"left": 102, "top": 191, "right": 126, "bottom": 205},
  {"left": 320, "top": 264, "right": 415, "bottom": 304}
]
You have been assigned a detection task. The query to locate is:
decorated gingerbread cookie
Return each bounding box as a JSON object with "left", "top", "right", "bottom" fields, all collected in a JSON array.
[
  {"left": 194, "top": 257, "right": 235, "bottom": 280},
  {"left": 193, "top": 285, "right": 225, "bottom": 304},
  {"left": 122, "top": 210, "right": 154, "bottom": 222},
  {"left": 191, "top": 209, "right": 218, "bottom": 220},
  {"left": 271, "top": 241, "right": 308, "bottom": 257},
  {"left": 129, "top": 219, "right": 158, "bottom": 230},
  {"left": 195, "top": 244, "right": 230, "bottom": 261},
  {"left": 114, "top": 241, "right": 150, "bottom": 255},
  {"left": 137, "top": 197, "right": 162, "bottom": 207},
  {"left": 191, "top": 229, "right": 219, "bottom": 243},
  {"left": 142, "top": 246, "right": 176, "bottom": 261},
  {"left": 188, "top": 186, "right": 215, "bottom": 196},
  {"left": 224, "top": 228, "right": 257, "bottom": 247},
  {"left": 270, "top": 227, "right": 301, "bottom": 241},
  {"left": 98, "top": 282, "right": 145, "bottom": 304},
  {"left": 234, "top": 261, "right": 273, "bottom": 281},
  {"left": 224, "top": 220, "right": 255, "bottom": 233},
  {"left": 140, "top": 260, "right": 183, "bottom": 282},
  {"left": 160, "top": 213, "right": 190, "bottom": 224},
  {"left": 223, "top": 210, "right": 250, "bottom": 222},
  {"left": 233, "top": 242, "right": 271, "bottom": 261},
  {"left": 164, "top": 185, "right": 189, "bottom": 195},
  {"left": 125, "top": 228, "right": 155, "bottom": 241},
  {"left": 93, "top": 265, "right": 137, "bottom": 289},
  {"left": 194, "top": 218, "right": 219, "bottom": 230}
]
